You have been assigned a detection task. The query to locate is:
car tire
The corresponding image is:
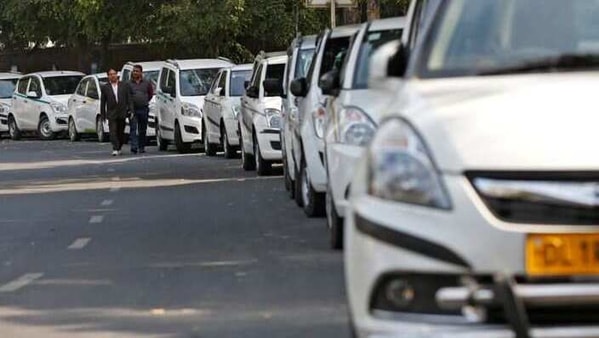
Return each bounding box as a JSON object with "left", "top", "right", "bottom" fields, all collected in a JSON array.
[
  {"left": 294, "top": 160, "right": 304, "bottom": 207},
  {"left": 156, "top": 121, "right": 168, "bottom": 151},
  {"left": 326, "top": 187, "right": 344, "bottom": 250},
  {"left": 222, "top": 125, "right": 236, "bottom": 159},
  {"left": 204, "top": 123, "right": 217, "bottom": 156},
  {"left": 283, "top": 150, "right": 295, "bottom": 199},
  {"left": 68, "top": 118, "right": 80, "bottom": 142},
  {"left": 38, "top": 115, "right": 56, "bottom": 140},
  {"left": 8, "top": 116, "right": 21, "bottom": 140},
  {"left": 254, "top": 134, "right": 271, "bottom": 176},
  {"left": 96, "top": 117, "right": 108, "bottom": 143},
  {"left": 300, "top": 156, "right": 325, "bottom": 217},
  {"left": 241, "top": 133, "right": 256, "bottom": 171},
  {"left": 174, "top": 122, "right": 191, "bottom": 154}
]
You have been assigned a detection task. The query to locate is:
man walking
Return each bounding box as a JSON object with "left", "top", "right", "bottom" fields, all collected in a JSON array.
[
  {"left": 129, "top": 64, "right": 154, "bottom": 154},
  {"left": 101, "top": 68, "right": 133, "bottom": 156}
]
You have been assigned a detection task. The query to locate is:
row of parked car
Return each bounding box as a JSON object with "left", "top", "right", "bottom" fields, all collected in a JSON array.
[{"left": 3, "top": 0, "right": 599, "bottom": 336}]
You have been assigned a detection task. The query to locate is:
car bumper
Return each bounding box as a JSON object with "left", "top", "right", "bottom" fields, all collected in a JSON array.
[
  {"left": 147, "top": 114, "right": 156, "bottom": 137},
  {"left": 0, "top": 113, "right": 7, "bottom": 132},
  {"left": 301, "top": 119, "right": 327, "bottom": 192},
  {"left": 50, "top": 113, "right": 69, "bottom": 132},
  {"left": 326, "top": 143, "right": 364, "bottom": 217},
  {"left": 224, "top": 117, "right": 240, "bottom": 147},
  {"left": 179, "top": 116, "right": 203, "bottom": 143}
]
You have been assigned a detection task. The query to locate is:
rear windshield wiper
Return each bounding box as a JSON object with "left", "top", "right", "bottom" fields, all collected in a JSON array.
[{"left": 479, "top": 53, "right": 599, "bottom": 75}]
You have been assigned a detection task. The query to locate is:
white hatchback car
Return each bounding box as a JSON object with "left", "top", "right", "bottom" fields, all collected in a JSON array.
[
  {"left": 321, "top": 18, "right": 405, "bottom": 249},
  {"left": 239, "top": 52, "right": 287, "bottom": 175},
  {"left": 203, "top": 64, "right": 253, "bottom": 158},
  {"left": 8, "top": 71, "right": 84, "bottom": 140},
  {"left": 154, "top": 59, "right": 233, "bottom": 153},
  {"left": 347, "top": 0, "right": 599, "bottom": 337},
  {"left": 0, "top": 72, "right": 22, "bottom": 137}
]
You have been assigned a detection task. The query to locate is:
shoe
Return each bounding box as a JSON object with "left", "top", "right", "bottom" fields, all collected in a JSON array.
[
  {"left": 139, "top": 149, "right": 146, "bottom": 154},
  {"left": 117, "top": 150, "right": 122, "bottom": 156},
  {"left": 112, "top": 150, "right": 118, "bottom": 156}
]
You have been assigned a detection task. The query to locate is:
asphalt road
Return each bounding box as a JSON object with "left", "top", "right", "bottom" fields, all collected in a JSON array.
[{"left": 0, "top": 137, "right": 348, "bottom": 338}]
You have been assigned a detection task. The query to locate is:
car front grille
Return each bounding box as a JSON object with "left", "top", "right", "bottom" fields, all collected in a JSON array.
[{"left": 468, "top": 172, "right": 599, "bottom": 225}]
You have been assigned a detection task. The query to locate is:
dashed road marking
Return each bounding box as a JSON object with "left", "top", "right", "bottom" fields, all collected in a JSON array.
[
  {"left": 89, "top": 215, "right": 104, "bottom": 224},
  {"left": 67, "top": 238, "right": 91, "bottom": 250},
  {"left": 0, "top": 273, "right": 44, "bottom": 293},
  {"left": 101, "top": 199, "right": 113, "bottom": 206},
  {"left": 109, "top": 187, "right": 121, "bottom": 193}
]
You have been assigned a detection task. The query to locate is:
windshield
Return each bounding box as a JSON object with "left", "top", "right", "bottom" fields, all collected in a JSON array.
[
  {"left": 230, "top": 70, "right": 252, "bottom": 96},
  {"left": 179, "top": 68, "right": 220, "bottom": 96},
  {"left": 423, "top": 0, "right": 599, "bottom": 77},
  {"left": 144, "top": 70, "right": 159, "bottom": 90},
  {"left": 0, "top": 78, "right": 18, "bottom": 99},
  {"left": 353, "top": 28, "right": 403, "bottom": 89},
  {"left": 295, "top": 48, "right": 315, "bottom": 79},
  {"left": 43, "top": 76, "right": 83, "bottom": 95}
]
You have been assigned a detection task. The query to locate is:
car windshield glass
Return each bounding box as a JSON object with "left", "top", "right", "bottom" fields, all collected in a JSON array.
[
  {"left": 295, "top": 48, "right": 315, "bottom": 78},
  {"left": 43, "top": 76, "right": 83, "bottom": 95},
  {"left": 0, "top": 78, "right": 18, "bottom": 98},
  {"left": 179, "top": 68, "right": 220, "bottom": 96},
  {"left": 423, "top": 0, "right": 599, "bottom": 78},
  {"left": 144, "top": 70, "right": 159, "bottom": 90},
  {"left": 353, "top": 28, "right": 403, "bottom": 89},
  {"left": 230, "top": 70, "right": 252, "bottom": 96}
]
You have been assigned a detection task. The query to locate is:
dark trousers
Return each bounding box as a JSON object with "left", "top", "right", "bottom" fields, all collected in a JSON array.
[
  {"left": 109, "top": 118, "right": 126, "bottom": 151},
  {"left": 130, "top": 107, "right": 149, "bottom": 151}
]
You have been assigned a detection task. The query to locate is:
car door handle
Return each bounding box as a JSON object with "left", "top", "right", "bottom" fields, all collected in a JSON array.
[{"left": 82, "top": 100, "right": 87, "bottom": 104}]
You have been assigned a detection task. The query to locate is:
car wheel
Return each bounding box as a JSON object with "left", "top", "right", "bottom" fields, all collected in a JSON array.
[
  {"left": 300, "top": 157, "right": 325, "bottom": 217},
  {"left": 241, "top": 132, "right": 256, "bottom": 171},
  {"left": 254, "top": 134, "right": 271, "bottom": 176},
  {"left": 222, "top": 125, "right": 236, "bottom": 159},
  {"left": 174, "top": 122, "right": 191, "bottom": 153},
  {"left": 204, "top": 123, "right": 217, "bottom": 156},
  {"left": 68, "top": 118, "right": 80, "bottom": 142},
  {"left": 294, "top": 159, "right": 304, "bottom": 207},
  {"left": 282, "top": 149, "right": 295, "bottom": 199},
  {"left": 8, "top": 116, "right": 21, "bottom": 140},
  {"left": 156, "top": 121, "right": 168, "bottom": 151},
  {"left": 96, "top": 117, "right": 108, "bottom": 142},
  {"left": 38, "top": 115, "right": 55, "bottom": 140},
  {"left": 326, "top": 186, "right": 344, "bottom": 250}
]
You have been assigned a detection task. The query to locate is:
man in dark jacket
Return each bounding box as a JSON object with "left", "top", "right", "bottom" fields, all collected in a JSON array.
[
  {"left": 129, "top": 64, "right": 154, "bottom": 154},
  {"left": 101, "top": 68, "right": 133, "bottom": 156}
]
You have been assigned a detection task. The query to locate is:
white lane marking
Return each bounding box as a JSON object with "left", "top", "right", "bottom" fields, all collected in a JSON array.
[
  {"left": 67, "top": 238, "right": 91, "bottom": 250},
  {"left": 101, "top": 199, "right": 113, "bottom": 206},
  {"left": 109, "top": 187, "right": 121, "bottom": 193},
  {"left": 0, "top": 273, "right": 44, "bottom": 293},
  {"left": 89, "top": 215, "right": 104, "bottom": 224},
  {"left": 111, "top": 177, "right": 121, "bottom": 181}
]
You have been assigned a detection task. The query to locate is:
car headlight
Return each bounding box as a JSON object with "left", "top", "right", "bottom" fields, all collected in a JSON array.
[
  {"left": 312, "top": 105, "right": 327, "bottom": 138},
  {"left": 232, "top": 105, "right": 241, "bottom": 119},
  {"left": 265, "top": 108, "right": 281, "bottom": 129},
  {"left": 0, "top": 103, "right": 8, "bottom": 115},
  {"left": 368, "top": 118, "right": 451, "bottom": 209},
  {"left": 51, "top": 102, "right": 67, "bottom": 114},
  {"left": 339, "top": 106, "right": 376, "bottom": 147},
  {"left": 181, "top": 103, "right": 202, "bottom": 117}
]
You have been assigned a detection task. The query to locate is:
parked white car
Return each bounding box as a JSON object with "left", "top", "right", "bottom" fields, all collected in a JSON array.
[
  {"left": 0, "top": 72, "right": 22, "bottom": 137},
  {"left": 121, "top": 61, "right": 162, "bottom": 140},
  {"left": 289, "top": 24, "right": 360, "bottom": 216},
  {"left": 281, "top": 35, "right": 316, "bottom": 200},
  {"left": 239, "top": 51, "right": 287, "bottom": 175},
  {"left": 320, "top": 18, "right": 405, "bottom": 249},
  {"left": 154, "top": 59, "right": 233, "bottom": 153},
  {"left": 8, "top": 71, "right": 84, "bottom": 140},
  {"left": 203, "top": 64, "right": 253, "bottom": 158},
  {"left": 346, "top": 0, "right": 599, "bottom": 337}
]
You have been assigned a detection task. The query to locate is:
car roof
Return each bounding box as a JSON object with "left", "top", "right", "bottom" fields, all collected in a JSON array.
[
  {"left": 266, "top": 55, "right": 287, "bottom": 65},
  {"left": 232, "top": 64, "right": 253, "bottom": 72},
  {"left": 124, "top": 61, "right": 164, "bottom": 71},
  {"left": 331, "top": 24, "right": 362, "bottom": 38},
  {"left": 0, "top": 72, "right": 22, "bottom": 80},
  {"left": 300, "top": 35, "right": 317, "bottom": 49},
  {"left": 24, "top": 71, "right": 85, "bottom": 78},
  {"left": 166, "top": 58, "right": 234, "bottom": 70},
  {"left": 369, "top": 16, "right": 407, "bottom": 31}
]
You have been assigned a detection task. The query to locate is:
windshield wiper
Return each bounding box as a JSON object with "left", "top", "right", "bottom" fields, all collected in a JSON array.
[{"left": 479, "top": 53, "right": 599, "bottom": 75}]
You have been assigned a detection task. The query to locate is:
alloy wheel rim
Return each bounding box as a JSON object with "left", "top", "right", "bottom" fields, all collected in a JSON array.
[
  {"left": 97, "top": 120, "right": 102, "bottom": 138},
  {"left": 302, "top": 168, "right": 310, "bottom": 207},
  {"left": 41, "top": 120, "right": 51, "bottom": 137},
  {"left": 69, "top": 120, "right": 75, "bottom": 139},
  {"left": 9, "top": 120, "right": 15, "bottom": 137},
  {"left": 254, "top": 141, "right": 259, "bottom": 169}
]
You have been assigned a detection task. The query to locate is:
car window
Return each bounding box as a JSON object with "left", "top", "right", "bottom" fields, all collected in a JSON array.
[
  {"left": 179, "top": 68, "right": 220, "bottom": 96},
  {"left": 43, "top": 76, "right": 83, "bottom": 95},
  {"left": 217, "top": 71, "right": 227, "bottom": 93},
  {"left": 121, "top": 68, "right": 131, "bottom": 82},
  {"left": 159, "top": 68, "right": 169, "bottom": 92},
  {"left": 319, "top": 36, "right": 352, "bottom": 80},
  {"left": 0, "top": 78, "right": 18, "bottom": 99},
  {"left": 144, "top": 70, "right": 159, "bottom": 91},
  {"left": 251, "top": 64, "right": 264, "bottom": 89},
  {"left": 86, "top": 80, "right": 99, "bottom": 99},
  {"left": 296, "top": 48, "right": 315, "bottom": 79},
  {"left": 167, "top": 69, "right": 176, "bottom": 94},
  {"left": 75, "top": 79, "right": 88, "bottom": 96},
  {"left": 230, "top": 70, "right": 252, "bottom": 96},
  {"left": 17, "top": 77, "right": 29, "bottom": 95},
  {"left": 29, "top": 77, "right": 42, "bottom": 97},
  {"left": 264, "top": 63, "right": 285, "bottom": 97},
  {"left": 352, "top": 28, "right": 404, "bottom": 89}
]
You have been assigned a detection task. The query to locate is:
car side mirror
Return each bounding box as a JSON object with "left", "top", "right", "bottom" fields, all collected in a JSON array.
[
  {"left": 388, "top": 42, "right": 408, "bottom": 77},
  {"left": 368, "top": 40, "right": 404, "bottom": 89},
  {"left": 215, "top": 87, "right": 223, "bottom": 96},
  {"left": 290, "top": 77, "right": 308, "bottom": 97},
  {"left": 319, "top": 70, "right": 340, "bottom": 97},
  {"left": 246, "top": 86, "right": 259, "bottom": 98},
  {"left": 27, "top": 91, "right": 39, "bottom": 98},
  {"left": 263, "top": 78, "right": 283, "bottom": 97}
]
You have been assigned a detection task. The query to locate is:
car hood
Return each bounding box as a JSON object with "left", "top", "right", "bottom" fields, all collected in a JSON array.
[
  {"left": 181, "top": 96, "right": 206, "bottom": 110},
  {"left": 0, "top": 98, "right": 11, "bottom": 107},
  {"left": 49, "top": 95, "right": 72, "bottom": 106},
  {"left": 340, "top": 86, "right": 401, "bottom": 125},
  {"left": 263, "top": 96, "right": 282, "bottom": 111},
  {"left": 398, "top": 72, "right": 599, "bottom": 172}
]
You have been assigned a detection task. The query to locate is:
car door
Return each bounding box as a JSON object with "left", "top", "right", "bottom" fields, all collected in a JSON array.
[
  {"left": 12, "top": 77, "right": 29, "bottom": 129},
  {"left": 84, "top": 78, "right": 101, "bottom": 132},
  {"left": 69, "top": 78, "right": 88, "bottom": 131},
  {"left": 204, "top": 70, "right": 222, "bottom": 137},
  {"left": 210, "top": 70, "right": 228, "bottom": 139},
  {"left": 243, "top": 63, "right": 263, "bottom": 139},
  {"left": 25, "top": 76, "right": 43, "bottom": 130},
  {"left": 158, "top": 68, "right": 177, "bottom": 139}
]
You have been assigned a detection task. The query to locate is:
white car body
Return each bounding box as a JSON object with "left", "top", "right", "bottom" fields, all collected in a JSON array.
[
  {"left": 121, "top": 61, "right": 163, "bottom": 139},
  {"left": 347, "top": 0, "right": 599, "bottom": 337},
  {"left": 8, "top": 71, "right": 84, "bottom": 140},
  {"left": 239, "top": 52, "right": 287, "bottom": 174},
  {"left": 0, "top": 72, "right": 22, "bottom": 135},
  {"left": 323, "top": 18, "right": 405, "bottom": 248},
  {"left": 154, "top": 59, "right": 233, "bottom": 153},
  {"left": 203, "top": 64, "right": 253, "bottom": 157}
]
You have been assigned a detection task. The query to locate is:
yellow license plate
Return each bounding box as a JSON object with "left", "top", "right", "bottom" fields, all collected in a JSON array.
[{"left": 526, "top": 234, "right": 599, "bottom": 276}]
